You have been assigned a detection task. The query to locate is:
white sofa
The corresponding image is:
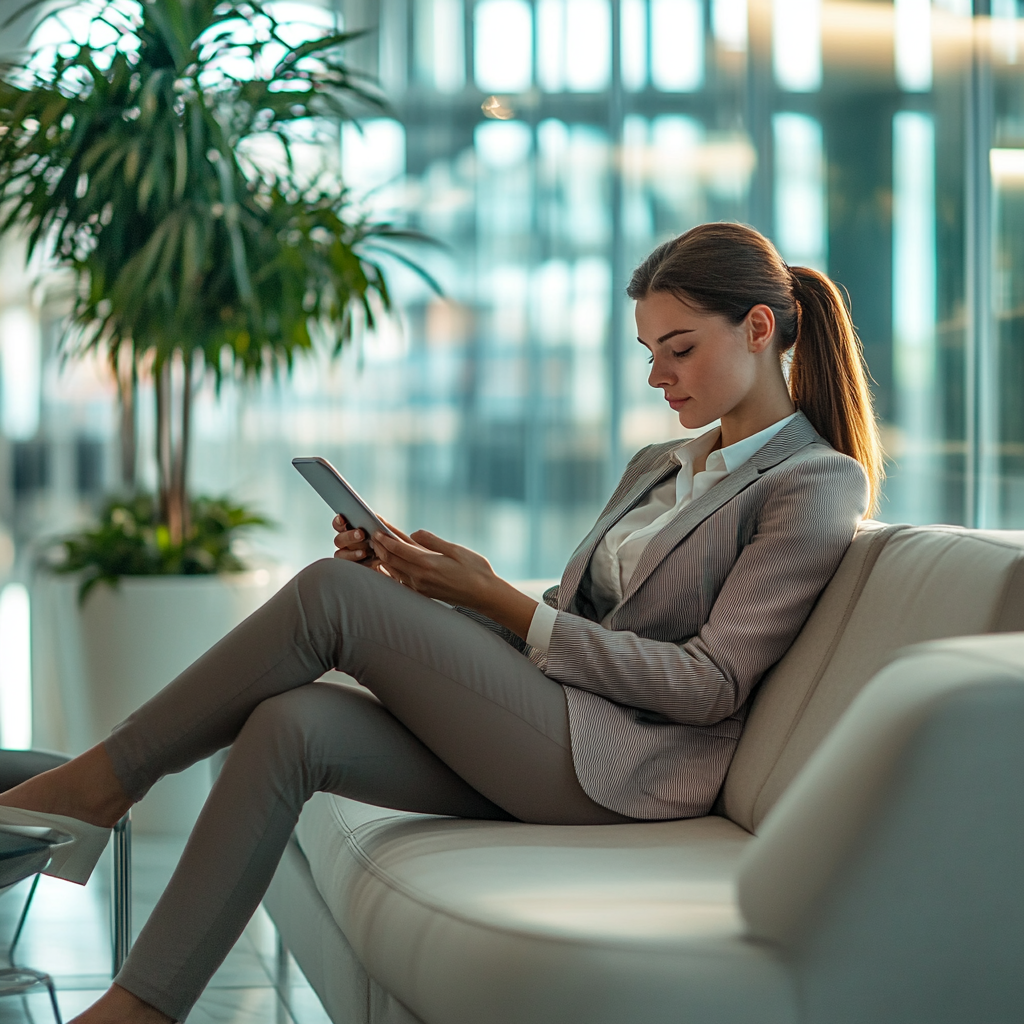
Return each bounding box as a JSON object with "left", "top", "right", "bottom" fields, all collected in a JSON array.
[{"left": 262, "top": 522, "right": 1024, "bottom": 1024}]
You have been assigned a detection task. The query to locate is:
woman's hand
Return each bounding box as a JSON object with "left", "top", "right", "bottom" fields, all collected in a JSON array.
[
  {"left": 332, "top": 515, "right": 400, "bottom": 569},
  {"left": 333, "top": 515, "right": 375, "bottom": 565},
  {"left": 332, "top": 515, "right": 416, "bottom": 574},
  {"left": 370, "top": 529, "right": 538, "bottom": 639},
  {"left": 369, "top": 530, "right": 493, "bottom": 604}
]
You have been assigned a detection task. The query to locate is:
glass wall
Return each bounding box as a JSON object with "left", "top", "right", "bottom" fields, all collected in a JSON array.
[{"left": 3, "top": 0, "right": 1024, "bottom": 584}]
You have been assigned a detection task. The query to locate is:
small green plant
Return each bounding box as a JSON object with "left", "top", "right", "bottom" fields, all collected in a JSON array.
[{"left": 46, "top": 494, "right": 272, "bottom": 602}]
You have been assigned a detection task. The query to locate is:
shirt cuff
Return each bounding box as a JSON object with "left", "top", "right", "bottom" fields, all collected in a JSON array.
[{"left": 526, "top": 601, "right": 558, "bottom": 655}]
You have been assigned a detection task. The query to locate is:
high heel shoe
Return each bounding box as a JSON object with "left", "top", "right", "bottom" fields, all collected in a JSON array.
[{"left": 0, "top": 806, "right": 110, "bottom": 884}]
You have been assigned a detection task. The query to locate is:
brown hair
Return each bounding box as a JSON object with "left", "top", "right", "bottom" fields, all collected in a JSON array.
[{"left": 627, "top": 222, "right": 882, "bottom": 513}]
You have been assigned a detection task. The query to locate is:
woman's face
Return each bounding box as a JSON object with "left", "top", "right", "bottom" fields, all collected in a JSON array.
[{"left": 635, "top": 291, "right": 774, "bottom": 430}]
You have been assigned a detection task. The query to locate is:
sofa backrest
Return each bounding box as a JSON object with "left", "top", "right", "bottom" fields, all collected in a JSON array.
[{"left": 721, "top": 522, "right": 1024, "bottom": 834}]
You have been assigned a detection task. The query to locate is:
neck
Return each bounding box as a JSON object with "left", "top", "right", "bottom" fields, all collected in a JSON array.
[{"left": 719, "top": 400, "right": 796, "bottom": 449}]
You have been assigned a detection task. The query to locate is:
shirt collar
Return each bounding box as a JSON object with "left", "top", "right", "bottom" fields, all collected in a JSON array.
[
  {"left": 672, "top": 412, "right": 799, "bottom": 475},
  {"left": 671, "top": 425, "right": 721, "bottom": 471}
]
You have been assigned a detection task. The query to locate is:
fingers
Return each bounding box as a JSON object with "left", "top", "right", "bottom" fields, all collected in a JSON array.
[
  {"left": 333, "top": 526, "right": 372, "bottom": 562},
  {"left": 371, "top": 532, "right": 438, "bottom": 588},
  {"left": 372, "top": 548, "right": 416, "bottom": 587},
  {"left": 372, "top": 531, "right": 430, "bottom": 562},
  {"left": 371, "top": 533, "right": 421, "bottom": 570},
  {"left": 379, "top": 517, "right": 415, "bottom": 545},
  {"left": 410, "top": 529, "right": 458, "bottom": 556}
]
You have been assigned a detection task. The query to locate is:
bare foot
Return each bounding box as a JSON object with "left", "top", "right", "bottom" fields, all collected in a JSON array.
[
  {"left": 0, "top": 744, "right": 132, "bottom": 829},
  {"left": 69, "top": 984, "right": 174, "bottom": 1024}
]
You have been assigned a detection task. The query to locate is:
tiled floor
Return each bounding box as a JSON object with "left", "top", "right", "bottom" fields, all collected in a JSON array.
[{"left": 0, "top": 836, "right": 332, "bottom": 1024}]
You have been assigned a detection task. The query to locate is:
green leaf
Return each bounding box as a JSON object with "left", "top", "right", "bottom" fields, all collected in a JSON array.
[
  {"left": 0, "top": 0, "right": 440, "bottom": 514},
  {"left": 42, "top": 492, "right": 275, "bottom": 600}
]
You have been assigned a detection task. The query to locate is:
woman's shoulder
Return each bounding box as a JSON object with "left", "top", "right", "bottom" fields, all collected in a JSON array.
[
  {"left": 761, "top": 440, "right": 870, "bottom": 517},
  {"left": 778, "top": 437, "right": 868, "bottom": 479}
]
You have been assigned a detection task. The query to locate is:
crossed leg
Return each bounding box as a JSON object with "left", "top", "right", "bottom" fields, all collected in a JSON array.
[{"left": 1, "top": 558, "right": 626, "bottom": 1021}]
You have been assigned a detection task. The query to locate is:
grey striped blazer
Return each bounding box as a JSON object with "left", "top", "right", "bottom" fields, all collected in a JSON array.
[{"left": 543, "top": 411, "right": 868, "bottom": 820}]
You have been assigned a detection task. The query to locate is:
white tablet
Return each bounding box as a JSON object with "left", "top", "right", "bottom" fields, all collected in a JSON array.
[{"left": 292, "top": 457, "right": 398, "bottom": 540}]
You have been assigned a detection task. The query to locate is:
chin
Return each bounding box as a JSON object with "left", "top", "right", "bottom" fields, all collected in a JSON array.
[{"left": 677, "top": 410, "right": 714, "bottom": 430}]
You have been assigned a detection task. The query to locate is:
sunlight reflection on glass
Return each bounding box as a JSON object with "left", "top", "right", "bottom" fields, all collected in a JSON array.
[
  {"left": 341, "top": 119, "right": 406, "bottom": 216},
  {"left": 566, "top": 0, "right": 611, "bottom": 92},
  {"left": 651, "top": 115, "right": 703, "bottom": 218},
  {"left": 895, "top": 0, "right": 932, "bottom": 92},
  {"left": 196, "top": 2, "right": 339, "bottom": 88},
  {"left": 773, "top": 0, "right": 821, "bottom": 92},
  {"left": 651, "top": 0, "right": 704, "bottom": 92},
  {"left": 419, "top": 0, "right": 465, "bottom": 92},
  {"left": 991, "top": 0, "right": 1020, "bottom": 65},
  {"left": 26, "top": 0, "right": 139, "bottom": 78},
  {"left": 538, "top": 0, "right": 567, "bottom": 91},
  {"left": 0, "top": 584, "right": 31, "bottom": 750},
  {"left": 713, "top": 0, "right": 748, "bottom": 52},
  {"left": 621, "top": 0, "right": 648, "bottom": 91},
  {"left": 0, "top": 307, "right": 40, "bottom": 441},
  {"left": 533, "top": 260, "right": 572, "bottom": 347},
  {"left": 474, "top": 0, "right": 534, "bottom": 93},
  {"left": 475, "top": 119, "right": 534, "bottom": 169},
  {"left": 892, "top": 111, "right": 938, "bottom": 521},
  {"left": 482, "top": 95, "right": 517, "bottom": 119},
  {"left": 773, "top": 113, "right": 826, "bottom": 269},
  {"left": 538, "top": 0, "right": 611, "bottom": 92}
]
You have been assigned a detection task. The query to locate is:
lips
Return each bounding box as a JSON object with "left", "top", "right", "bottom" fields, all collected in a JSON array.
[{"left": 667, "top": 397, "right": 689, "bottom": 409}]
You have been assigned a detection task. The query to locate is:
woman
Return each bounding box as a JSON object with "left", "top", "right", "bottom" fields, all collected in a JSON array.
[{"left": 0, "top": 223, "right": 878, "bottom": 1023}]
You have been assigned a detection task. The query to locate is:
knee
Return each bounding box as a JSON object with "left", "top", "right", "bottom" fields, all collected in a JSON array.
[
  {"left": 236, "top": 688, "right": 323, "bottom": 766},
  {"left": 293, "top": 556, "right": 396, "bottom": 636},
  {"left": 227, "top": 686, "right": 343, "bottom": 802},
  {"left": 296, "top": 556, "right": 356, "bottom": 597},
  {"left": 295, "top": 556, "right": 381, "bottom": 617},
  {"left": 289, "top": 557, "right": 360, "bottom": 646}
]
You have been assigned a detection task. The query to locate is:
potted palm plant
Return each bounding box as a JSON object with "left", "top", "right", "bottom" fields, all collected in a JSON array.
[{"left": 1, "top": 0, "right": 428, "bottom": 831}]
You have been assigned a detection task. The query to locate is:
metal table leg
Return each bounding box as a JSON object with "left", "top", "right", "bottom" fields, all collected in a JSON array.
[{"left": 111, "top": 811, "right": 132, "bottom": 976}]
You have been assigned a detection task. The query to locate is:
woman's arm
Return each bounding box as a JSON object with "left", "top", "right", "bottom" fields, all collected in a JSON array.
[{"left": 369, "top": 530, "right": 540, "bottom": 640}]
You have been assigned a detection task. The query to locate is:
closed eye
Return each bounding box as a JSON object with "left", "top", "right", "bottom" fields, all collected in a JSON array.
[{"left": 647, "top": 347, "right": 693, "bottom": 364}]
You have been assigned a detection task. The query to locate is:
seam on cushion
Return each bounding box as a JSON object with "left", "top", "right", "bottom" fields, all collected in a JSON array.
[
  {"left": 748, "top": 523, "right": 906, "bottom": 831},
  {"left": 899, "top": 526, "right": 1024, "bottom": 552},
  {"left": 322, "top": 797, "right": 748, "bottom": 950}
]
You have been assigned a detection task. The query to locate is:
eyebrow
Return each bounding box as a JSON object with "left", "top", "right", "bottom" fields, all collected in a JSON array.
[{"left": 636, "top": 328, "right": 696, "bottom": 346}]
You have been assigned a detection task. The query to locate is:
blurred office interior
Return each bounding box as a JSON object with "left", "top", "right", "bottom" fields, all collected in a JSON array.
[{"left": 0, "top": 0, "right": 1020, "bottom": 678}]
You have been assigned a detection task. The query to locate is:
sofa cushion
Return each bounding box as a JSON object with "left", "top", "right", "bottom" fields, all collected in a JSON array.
[
  {"left": 722, "top": 525, "right": 1024, "bottom": 833},
  {"left": 295, "top": 793, "right": 797, "bottom": 1024}
]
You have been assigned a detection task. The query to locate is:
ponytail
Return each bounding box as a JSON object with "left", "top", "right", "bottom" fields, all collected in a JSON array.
[
  {"left": 787, "top": 267, "right": 883, "bottom": 514},
  {"left": 628, "top": 223, "right": 884, "bottom": 514}
]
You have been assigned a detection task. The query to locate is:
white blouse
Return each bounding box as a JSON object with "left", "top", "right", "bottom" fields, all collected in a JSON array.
[{"left": 525, "top": 413, "right": 799, "bottom": 656}]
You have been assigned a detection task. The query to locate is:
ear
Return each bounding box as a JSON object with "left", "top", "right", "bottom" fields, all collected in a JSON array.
[{"left": 744, "top": 304, "right": 776, "bottom": 354}]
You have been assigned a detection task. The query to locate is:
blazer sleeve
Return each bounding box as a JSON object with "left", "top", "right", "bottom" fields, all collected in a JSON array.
[{"left": 541, "top": 453, "right": 868, "bottom": 727}]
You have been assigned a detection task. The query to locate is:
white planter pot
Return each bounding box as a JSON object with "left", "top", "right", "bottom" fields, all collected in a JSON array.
[{"left": 31, "top": 568, "right": 286, "bottom": 835}]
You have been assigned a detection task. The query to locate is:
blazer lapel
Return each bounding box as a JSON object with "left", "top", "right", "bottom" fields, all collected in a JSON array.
[
  {"left": 557, "top": 445, "right": 679, "bottom": 609},
  {"left": 615, "top": 412, "right": 822, "bottom": 608}
]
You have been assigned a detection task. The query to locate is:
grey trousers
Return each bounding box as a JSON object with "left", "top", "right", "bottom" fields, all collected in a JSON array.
[{"left": 105, "top": 558, "right": 628, "bottom": 1021}]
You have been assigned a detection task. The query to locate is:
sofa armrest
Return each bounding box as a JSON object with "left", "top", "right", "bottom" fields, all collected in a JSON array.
[{"left": 736, "top": 634, "right": 1024, "bottom": 1023}]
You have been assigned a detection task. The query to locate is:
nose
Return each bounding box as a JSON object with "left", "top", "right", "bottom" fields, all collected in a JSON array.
[{"left": 648, "top": 354, "right": 674, "bottom": 389}]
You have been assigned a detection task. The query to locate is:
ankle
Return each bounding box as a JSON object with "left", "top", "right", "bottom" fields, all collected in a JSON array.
[{"left": 67, "top": 746, "right": 134, "bottom": 827}]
